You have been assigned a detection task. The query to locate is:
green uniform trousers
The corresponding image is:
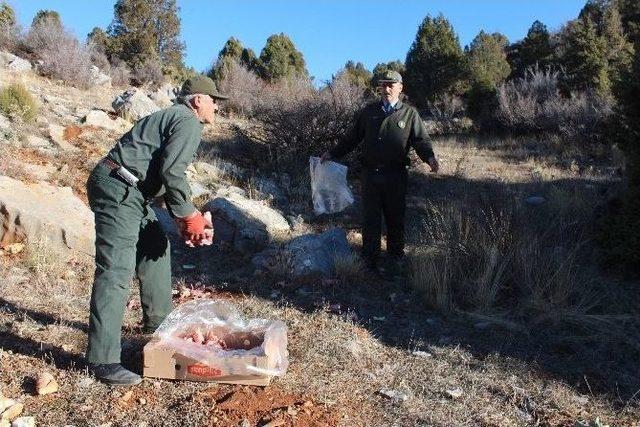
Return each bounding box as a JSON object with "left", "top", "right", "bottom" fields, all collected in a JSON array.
[{"left": 86, "top": 163, "right": 173, "bottom": 364}]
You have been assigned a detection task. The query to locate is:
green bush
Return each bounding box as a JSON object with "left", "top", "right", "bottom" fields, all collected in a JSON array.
[{"left": 0, "top": 82, "right": 38, "bottom": 122}]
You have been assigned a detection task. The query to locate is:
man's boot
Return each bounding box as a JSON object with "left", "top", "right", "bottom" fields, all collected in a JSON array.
[{"left": 91, "top": 363, "right": 142, "bottom": 386}]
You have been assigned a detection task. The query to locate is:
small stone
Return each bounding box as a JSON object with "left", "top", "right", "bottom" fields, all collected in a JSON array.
[
  {"left": 0, "top": 397, "right": 17, "bottom": 414},
  {"left": 378, "top": 389, "right": 408, "bottom": 402},
  {"left": 119, "top": 390, "right": 133, "bottom": 404},
  {"left": 138, "top": 398, "right": 146, "bottom": 405},
  {"left": 182, "top": 264, "right": 196, "bottom": 270},
  {"left": 76, "top": 377, "right": 94, "bottom": 388},
  {"left": 4, "top": 243, "right": 24, "bottom": 255},
  {"left": 239, "top": 420, "right": 250, "bottom": 427},
  {"left": 372, "top": 316, "right": 386, "bottom": 322},
  {"left": 36, "top": 371, "right": 59, "bottom": 395},
  {"left": 411, "top": 350, "right": 432, "bottom": 358},
  {"left": 525, "top": 196, "right": 545, "bottom": 206},
  {"left": 10, "top": 416, "right": 35, "bottom": 427},
  {"left": 1, "top": 403, "right": 23, "bottom": 421},
  {"left": 445, "top": 387, "right": 463, "bottom": 399},
  {"left": 572, "top": 395, "right": 589, "bottom": 405}
]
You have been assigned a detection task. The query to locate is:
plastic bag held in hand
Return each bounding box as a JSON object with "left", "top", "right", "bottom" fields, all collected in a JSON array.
[{"left": 309, "top": 156, "right": 354, "bottom": 215}]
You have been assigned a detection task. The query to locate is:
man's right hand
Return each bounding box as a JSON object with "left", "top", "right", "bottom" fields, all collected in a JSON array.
[
  {"left": 176, "top": 210, "right": 213, "bottom": 246},
  {"left": 320, "top": 151, "right": 332, "bottom": 163}
]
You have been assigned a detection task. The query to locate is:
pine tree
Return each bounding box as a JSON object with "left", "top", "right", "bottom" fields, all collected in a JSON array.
[
  {"left": 32, "top": 10, "right": 61, "bottom": 28},
  {"left": 87, "top": 27, "right": 110, "bottom": 54},
  {"left": 258, "top": 33, "right": 308, "bottom": 81},
  {"left": 404, "top": 14, "right": 466, "bottom": 108},
  {"left": 336, "top": 61, "right": 372, "bottom": 89},
  {"left": 507, "top": 20, "right": 555, "bottom": 78},
  {"left": 108, "top": 0, "right": 185, "bottom": 72},
  {"left": 0, "top": 1, "right": 17, "bottom": 49},
  {"left": 466, "top": 31, "right": 511, "bottom": 118},
  {"left": 558, "top": 1, "right": 633, "bottom": 96},
  {"left": 209, "top": 37, "right": 262, "bottom": 82}
]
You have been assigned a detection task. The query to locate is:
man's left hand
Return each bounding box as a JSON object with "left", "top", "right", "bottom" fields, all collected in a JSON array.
[{"left": 427, "top": 157, "right": 439, "bottom": 173}]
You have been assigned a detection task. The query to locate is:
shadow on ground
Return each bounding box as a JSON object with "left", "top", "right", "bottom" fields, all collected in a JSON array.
[{"left": 168, "top": 168, "right": 640, "bottom": 405}]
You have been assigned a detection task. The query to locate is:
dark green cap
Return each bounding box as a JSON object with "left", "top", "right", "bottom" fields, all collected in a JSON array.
[
  {"left": 377, "top": 70, "right": 402, "bottom": 84},
  {"left": 181, "top": 75, "right": 229, "bottom": 100}
]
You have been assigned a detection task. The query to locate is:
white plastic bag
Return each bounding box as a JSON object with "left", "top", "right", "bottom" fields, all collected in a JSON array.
[
  {"left": 155, "top": 299, "right": 289, "bottom": 377},
  {"left": 309, "top": 156, "right": 354, "bottom": 215}
]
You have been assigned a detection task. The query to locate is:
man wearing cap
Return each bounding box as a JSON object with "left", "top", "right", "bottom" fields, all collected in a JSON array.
[
  {"left": 321, "top": 70, "right": 438, "bottom": 274},
  {"left": 85, "top": 75, "right": 228, "bottom": 385}
]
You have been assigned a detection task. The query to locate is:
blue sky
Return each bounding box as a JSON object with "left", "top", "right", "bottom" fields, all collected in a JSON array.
[{"left": 12, "top": 1, "right": 586, "bottom": 83}]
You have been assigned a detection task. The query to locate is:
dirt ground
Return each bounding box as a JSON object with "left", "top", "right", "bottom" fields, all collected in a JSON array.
[{"left": 1, "top": 73, "right": 639, "bottom": 426}]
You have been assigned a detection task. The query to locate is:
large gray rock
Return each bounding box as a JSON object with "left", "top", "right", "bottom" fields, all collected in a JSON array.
[
  {"left": 0, "top": 176, "right": 95, "bottom": 256},
  {"left": 112, "top": 88, "right": 160, "bottom": 121},
  {"left": 0, "top": 51, "right": 32, "bottom": 72},
  {"left": 148, "top": 83, "right": 177, "bottom": 108},
  {"left": 252, "top": 228, "right": 351, "bottom": 279},
  {"left": 82, "top": 109, "right": 131, "bottom": 133},
  {"left": 203, "top": 193, "right": 290, "bottom": 253}
]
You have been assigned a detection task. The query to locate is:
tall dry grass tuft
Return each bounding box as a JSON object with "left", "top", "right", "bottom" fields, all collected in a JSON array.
[
  {"left": 333, "top": 252, "right": 364, "bottom": 284},
  {"left": 408, "top": 190, "right": 628, "bottom": 335}
]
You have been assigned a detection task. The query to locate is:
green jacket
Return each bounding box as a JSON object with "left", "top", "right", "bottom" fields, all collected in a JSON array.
[
  {"left": 330, "top": 100, "right": 434, "bottom": 169},
  {"left": 107, "top": 103, "right": 203, "bottom": 217}
]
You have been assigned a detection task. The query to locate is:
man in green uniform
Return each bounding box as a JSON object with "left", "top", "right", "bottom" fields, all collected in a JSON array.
[
  {"left": 321, "top": 70, "right": 438, "bottom": 273},
  {"left": 85, "top": 75, "right": 227, "bottom": 385}
]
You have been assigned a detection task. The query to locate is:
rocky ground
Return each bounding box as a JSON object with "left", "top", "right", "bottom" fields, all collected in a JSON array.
[{"left": 1, "top": 55, "right": 639, "bottom": 426}]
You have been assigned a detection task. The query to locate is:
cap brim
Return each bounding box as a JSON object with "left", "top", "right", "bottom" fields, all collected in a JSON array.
[
  {"left": 378, "top": 79, "right": 401, "bottom": 83},
  {"left": 212, "top": 94, "right": 229, "bottom": 100}
]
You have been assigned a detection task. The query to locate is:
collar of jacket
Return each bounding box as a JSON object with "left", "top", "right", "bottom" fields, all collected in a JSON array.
[{"left": 380, "top": 99, "right": 404, "bottom": 111}]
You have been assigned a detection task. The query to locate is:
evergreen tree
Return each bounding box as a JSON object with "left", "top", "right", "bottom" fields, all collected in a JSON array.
[
  {"left": 87, "top": 27, "right": 111, "bottom": 54},
  {"left": 336, "top": 60, "right": 372, "bottom": 89},
  {"left": 0, "top": 1, "right": 17, "bottom": 49},
  {"left": 108, "top": 0, "right": 185, "bottom": 72},
  {"left": 0, "top": 2, "right": 15, "bottom": 28},
  {"left": 466, "top": 31, "right": 511, "bottom": 118},
  {"left": 558, "top": 1, "right": 633, "bottom": 96},
  {"left": 404, "top": 14, "right": 467, "bottom": 108},
  {"left": 209, "top": 37, "right": 262, "bottom": 82},
  {"left": 32, "top": 9, "right": 61, "bottom": 28},
  {"left": 239, "top": 47, "right": 260, "bottom": 72},
  {"left": 507, "top": 20, "right": 555, "bottom": 78},
  {"left": 559, "top": 15, "right": 610, "bottom": 94},
  {"left": 259, "top": 33, "right": 308, "bottom": 81}
]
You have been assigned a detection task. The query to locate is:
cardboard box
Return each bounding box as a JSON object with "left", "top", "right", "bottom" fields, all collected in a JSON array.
[{"left": 143, "top": 338, "right": 273, "bottom": 386}]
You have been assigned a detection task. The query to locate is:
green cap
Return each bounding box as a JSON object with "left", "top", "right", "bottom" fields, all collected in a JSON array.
[
  {"left": 377, "top": 70, "right": 402, "bottom": 84},
  {"left": 181, "top": 75, "right": 229, "bottom": 100}
]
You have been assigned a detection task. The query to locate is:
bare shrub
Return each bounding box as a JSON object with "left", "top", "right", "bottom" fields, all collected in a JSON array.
[
  {"left": 217, "top": 59, "right": 264, "bottom": 117},
  {"left": 24, "top": 19, "right": 93, "bottom": 88},
  {"left": 107, "top": 58, "right": 131, "bottom": 87},
  {"left": 427, "top": 94, "right": 466, "bottom": 134},
  {"left": 243, "top": 73, "right": 369, "bottom": 172},
  {"left": 131, "top": 57, "right": 164, "bottom": 86},
  {"left": 492, "top": 67, "right": 613, "bottom": 140}
]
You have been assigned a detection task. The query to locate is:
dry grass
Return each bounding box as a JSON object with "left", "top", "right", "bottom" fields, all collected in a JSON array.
[
  {"left": 0, "top": 70, "right": 638, "bottom": 427},
  {"left": 333, "top": 252, "right": 365, "bottom": 284}
]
